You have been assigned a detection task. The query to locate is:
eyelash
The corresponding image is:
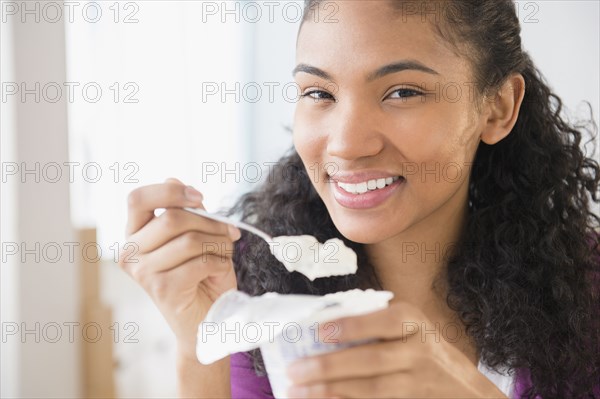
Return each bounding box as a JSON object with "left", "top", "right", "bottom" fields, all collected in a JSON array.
[
  {"left": 300, "top": 88, "right": 424, "bottom": 102},
  {"left": 300, "top": 90, "right": 335, "bottom": 101},
  {"left": 387, "top": 88, "right": 424, "bottom": 99}
]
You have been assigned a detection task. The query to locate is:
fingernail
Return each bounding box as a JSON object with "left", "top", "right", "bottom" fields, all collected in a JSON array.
[
  {"left": 185, "top": 186, "right": 204, "bottom": 203},
  {"left": 227, "top": 224, "right": 241, "bottom": 241}
]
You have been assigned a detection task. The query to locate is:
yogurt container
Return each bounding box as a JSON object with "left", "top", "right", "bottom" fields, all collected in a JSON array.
[{"left": 196, "top": 288, "right": 394, "bottom": 398}]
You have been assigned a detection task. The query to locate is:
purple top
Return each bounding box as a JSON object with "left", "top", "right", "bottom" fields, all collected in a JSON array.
[
  {"left": 230, "top": 237, "right": 600, "bottom": 398},
  {"left": 231, "top": 351, "right": 535, "bottom": 398},
  {"left": 230, "top": 351, "right": 600, "bottom": 398},
  {"left": 230, "top": 352, "right": 274, "bottom": 399}
]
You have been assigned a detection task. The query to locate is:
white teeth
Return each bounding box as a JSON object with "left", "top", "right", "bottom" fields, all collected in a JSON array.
[
  {"left": 337, "top": 176, "right": 401, "bottom": 194},
  {"left": 356, "top": 182, "right": 368, "bottom": 194},
  {"left": 344, "top": 183, "right": 358, "bottom": 194}
]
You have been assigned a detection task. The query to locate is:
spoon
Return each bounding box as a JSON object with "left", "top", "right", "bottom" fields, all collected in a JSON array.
[
  {"left": 181, "top": 208, "right": 358, "bottom": 281},
  {"left": 183, "top": 207, "right": 273, "bottom": 243}
]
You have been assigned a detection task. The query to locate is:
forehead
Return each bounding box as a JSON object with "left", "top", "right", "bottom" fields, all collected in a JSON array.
[{"left": 296, "top": 1, "right": 471, "bottom": 81}]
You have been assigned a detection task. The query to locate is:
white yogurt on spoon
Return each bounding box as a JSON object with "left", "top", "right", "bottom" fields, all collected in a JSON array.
[
  {"left": 268, "top": 235, "right": 358, "bottom": 280},
  {"left": 180, "top": 208, "right": 359, "bottom": 280}
]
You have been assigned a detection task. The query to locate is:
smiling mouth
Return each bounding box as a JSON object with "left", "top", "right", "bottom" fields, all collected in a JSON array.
[{"left": 335, "top": 176, "right": 404, "bottom": 194}]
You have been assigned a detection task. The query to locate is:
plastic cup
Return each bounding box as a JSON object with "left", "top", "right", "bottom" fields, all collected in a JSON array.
[
  {"left": 260, "top": 317, "right": 376, "bottom": 399},
  {"left": 196, "top": 289, "right": 394, "bottom": 398}
]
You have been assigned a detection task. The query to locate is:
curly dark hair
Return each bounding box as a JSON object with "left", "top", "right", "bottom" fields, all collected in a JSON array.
[{"left": 226, "top": 1, "right": 600, "bottom": 397}]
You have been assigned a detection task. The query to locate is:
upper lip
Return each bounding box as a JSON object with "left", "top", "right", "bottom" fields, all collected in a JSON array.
[{"left": 327, "top": 170, "right": 401, "bottom": 184}]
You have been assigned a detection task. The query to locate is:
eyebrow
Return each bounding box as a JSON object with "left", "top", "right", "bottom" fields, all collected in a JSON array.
[{"left": 292, "top": 60, "right": 439, "bottom": 81}]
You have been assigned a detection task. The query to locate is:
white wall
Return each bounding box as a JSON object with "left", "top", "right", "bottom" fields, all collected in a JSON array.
[
  {"left": 519, "top": 1, "right": 599, "bottom": 130},
  {"left": 519, "top": 1, "right": 600, "bottom": 190},
  {"left": 246, "top": 2, "right": 302, "bottom": 166},
  {"left": 1, "top": 2, "right": 80, "bottom": 396},
  {"left": 64, "top": 2, "right": 252, "bottom": 396},
  {"left": 1, "top": 11, "right": 20, "bottom": 399}
]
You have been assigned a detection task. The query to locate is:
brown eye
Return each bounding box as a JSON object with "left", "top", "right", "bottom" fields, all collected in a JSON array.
[
  {"left": 387, "top": 88, "right": 423, "bottom": 99},
  {"left": 301, "top": 90, "right": 335, "bottom": 101}
]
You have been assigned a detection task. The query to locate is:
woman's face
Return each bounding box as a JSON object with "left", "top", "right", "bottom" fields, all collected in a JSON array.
[{"left": 293, "top": 1, "right": 485, "bottom": 244}]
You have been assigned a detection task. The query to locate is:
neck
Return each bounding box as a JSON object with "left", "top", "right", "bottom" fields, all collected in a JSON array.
[
  {"left": 365, "top": 185, "right": 478, "bottom": 365},
  {"left": 365, "top": 192, "right": 468, "bottom": 308}
]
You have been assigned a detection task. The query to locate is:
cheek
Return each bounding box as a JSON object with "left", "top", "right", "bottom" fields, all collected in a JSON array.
[
  {"left": 293, "top": 127, "right": 319, "bottom": 163},
  {"left": 387, "top": 106, "right": 479, "bottom": 203},
  {"left": 390, "top": 102, "right": 479, "bottom": 166},
  {"left": 292, "top": 114, "right": 326, "bottom": 185}
]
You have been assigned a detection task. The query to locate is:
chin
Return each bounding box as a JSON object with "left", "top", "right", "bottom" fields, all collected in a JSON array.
[
  {"left": 338, "top": 230, "right": 385, "bottom": 244},
  {"left": 326, "top": 208, "right": 396, "bottom": 244},
  {"left": 317, "top": 190, "right": 406, "bottom": 244}
]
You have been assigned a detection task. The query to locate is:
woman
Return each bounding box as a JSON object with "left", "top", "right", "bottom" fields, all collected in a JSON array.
[{"left": 120, "top": 0, "right": 600, "bottom": 398}]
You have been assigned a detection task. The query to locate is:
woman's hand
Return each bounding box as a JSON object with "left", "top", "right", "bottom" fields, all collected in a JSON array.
[
  {"left": 119, "top": 178, "right": 240, "bottom": 359},
  {"left": 286, "top": 302, "right": 508, "bottom": 398}
]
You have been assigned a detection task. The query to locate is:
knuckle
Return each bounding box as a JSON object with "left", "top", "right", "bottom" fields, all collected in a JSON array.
[
  {"left": 161, "top": 210, "right": 180, "bottom": 230},
  {"left": 127, "top": 187, "right": 144, "bottom": 209},
  {"left": 165, "top": 177, "right": 183, "bottom": 185},
  {"left": 202, "top": 238, "right": 223, "bottom": 254},
  {"left": 118, "top": 252, "right": 129, "bottom": 270},
  {"left": 164, "top": 182, "right": 185, "bottom": 200},
  {"left": 180, "top": 231, "right": 202, "bottom": 252},
  {"left": 118, "top": 245, "right": 137, "bottom": 269},
  {"left": 129, "top": 264, "right": 148, "bottom": 285},
  {"left": 117, "top": 248, "right": 128, "bottom": 268}
]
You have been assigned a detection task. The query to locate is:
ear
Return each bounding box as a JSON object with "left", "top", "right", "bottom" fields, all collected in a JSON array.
[{"left": 480, "top": 73, "right": 526, "bottom": 145}]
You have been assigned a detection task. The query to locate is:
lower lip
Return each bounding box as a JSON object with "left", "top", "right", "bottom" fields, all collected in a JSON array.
[{"left": 330, "top": 178, "right": 405, "bottom": 209}]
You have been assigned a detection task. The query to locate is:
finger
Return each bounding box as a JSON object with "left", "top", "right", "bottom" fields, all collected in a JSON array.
[
  {"left": 138, "top": 231, "right": 235, "bottom": 274},
  {"left": 287, "top": 372, "right": 415, "bottom": 399},
  {"left": 130, "top": 208, "right": 234, "bottom": 254},
  {"left": 164, "top": 177, "right": 184, "bottom": 185},
  {"left": 318, "top": 302, "right": 426, "bottom": 343},
  {"left": 125, "top": 181, "right": 204, "bottom": 236},
  {"left": 287, "top": 339, "right": 421, "bottom": 385},
  {"left": 289, "top": 368, "right": 484, "bottom": 399},
  {"left": 118, "top": 240, "right": 143, "bottom": 270},
  {"left": 146, "top": 253, "right": 234, "bottom": 305}
]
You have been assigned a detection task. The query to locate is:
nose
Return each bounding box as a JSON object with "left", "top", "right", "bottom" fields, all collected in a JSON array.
[{"left": 326, "top": 99, "right": 384, "bottom": 161}]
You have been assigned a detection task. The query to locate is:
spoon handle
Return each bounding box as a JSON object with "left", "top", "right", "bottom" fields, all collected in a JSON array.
[{"left": 183, "top": 207, "right": 273, "bottom": 243}]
